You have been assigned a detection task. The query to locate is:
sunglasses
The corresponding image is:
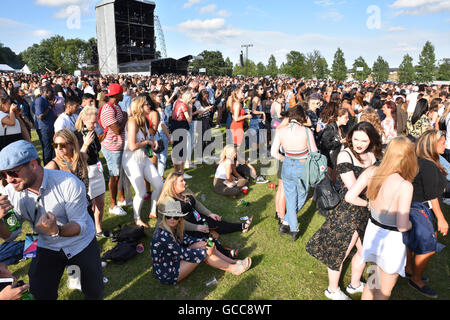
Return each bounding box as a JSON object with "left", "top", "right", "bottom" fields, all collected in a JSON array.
[
  {"left": 52, "top": 142, "right": 70, "bottom": 149},
  {"left": 3, "top": 164, "right": 27, "bottom": 178},
  {"left": 165, "top": 216, "right": 180, "bottom": 221}
]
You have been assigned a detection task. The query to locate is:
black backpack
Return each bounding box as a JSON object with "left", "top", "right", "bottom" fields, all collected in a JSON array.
[{"left": 101, "top": 225, "right": 146, "bottom": 264}]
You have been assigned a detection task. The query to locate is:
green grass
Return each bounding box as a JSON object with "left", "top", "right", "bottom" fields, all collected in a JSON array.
[{"left": 6, "top": 129, "right": 450, "bottom": 300}]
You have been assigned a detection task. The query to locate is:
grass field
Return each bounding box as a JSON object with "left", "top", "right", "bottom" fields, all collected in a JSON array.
[{"left": 6, "top": 129, "right": 450, "bottom": 300}]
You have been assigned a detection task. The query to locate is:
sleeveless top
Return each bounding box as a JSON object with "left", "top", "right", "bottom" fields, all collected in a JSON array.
[
  {"left": 369, "top": 180, "right": 405, "bottom": 228},
  {"left": 283, "top": 121, "right": 310, "bottom": 160},
  {"left": 214, "top": 161, "right": 229, "bottom": 180},
  {"left": 124, "top": 122, "right": 151, "bottom": 162}
]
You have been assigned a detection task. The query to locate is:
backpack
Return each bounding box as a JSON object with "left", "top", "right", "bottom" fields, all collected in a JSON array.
[
  {"left": 101, "top": 225, "right": 146, "bottom": 264},
  {"left": 300, "top": 127, "right": 328, "bottom": 191}
]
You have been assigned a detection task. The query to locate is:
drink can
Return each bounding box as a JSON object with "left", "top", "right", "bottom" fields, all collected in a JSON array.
[
  {"left": 4, "top": 210, "right": 21, "bottom": 232},
  {"left": 206, "top": 236, "right": 214, "bottom": 247},
  {"left": 240, "top": 200, "right": 249, "bottom": 207},
  {"left": 146, "top": 145, "right": 153, "bottom": 158}
]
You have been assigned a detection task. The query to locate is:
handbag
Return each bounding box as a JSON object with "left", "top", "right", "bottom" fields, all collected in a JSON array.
[
  {"left": 300, "top": 126, "right": 328, "bottom": 191},
  {"left": 315, "top": 174, "right": 341, "bottom": 210},
  {"left": 153, "top": 131, "right": 165, "bottom": 154}
]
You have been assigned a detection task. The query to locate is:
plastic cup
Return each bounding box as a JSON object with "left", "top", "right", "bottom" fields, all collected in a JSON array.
[
  {"left": 136, "top": 243, "right": 144, "bottom": 254},
  {"left": 242, "top": 187, "right": 248, "bottom": 195}
]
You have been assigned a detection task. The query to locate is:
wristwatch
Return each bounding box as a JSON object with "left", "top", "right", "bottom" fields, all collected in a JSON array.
[{"left": 51, "top": 225, "right": 61, "bottom": 238}]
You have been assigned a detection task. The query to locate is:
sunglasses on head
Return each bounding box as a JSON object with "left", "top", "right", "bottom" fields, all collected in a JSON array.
[
  {"left": 52, "top": 142, "right": 69, "bottom": 149},
  {"left": 165, "top": 216, "right": 180, "bottom": 221}
]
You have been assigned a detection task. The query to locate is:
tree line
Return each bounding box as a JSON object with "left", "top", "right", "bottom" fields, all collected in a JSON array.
[
  {"left": 1, "top": 36, "right": 448, "bottom": 82},
  {"left": 194, "top": 41, "right": 449, "bottom": 82}
]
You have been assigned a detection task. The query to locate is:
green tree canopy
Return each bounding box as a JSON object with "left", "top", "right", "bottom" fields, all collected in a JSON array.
[
  {"left": 437, "top": 58, "right": 450, "bottom": 81},
  {"left": 0, "top": 43, "right": 23, "bottom": 69},
  {"left": 352, "top": 56, "right": 371, "bottom": 82},
  {"left": 416, "top": 41, "right": 436, "bottom": 82},
  {"left": 192, "top": 50, "right": 232, "bottom": 76},
  {"left": 331, "top": 48, "right": 347, "bottom": 81},
  {"left": 266, "top": 55, "right": 278, "bottom": 78},
  {"left": 398, "top": 54, "right": 416, "bottom": 83},
  {"left": 372, "top": 56, "right": 390, "bottom": 82}
]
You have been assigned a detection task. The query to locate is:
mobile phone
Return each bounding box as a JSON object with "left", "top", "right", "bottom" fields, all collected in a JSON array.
[{"left": 0, "top": 278, "right": 14, "bottom": 291}]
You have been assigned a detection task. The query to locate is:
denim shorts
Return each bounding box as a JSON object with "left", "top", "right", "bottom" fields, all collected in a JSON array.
[{"left": 101, "top": 147, "right": 123, "bottom": 177}]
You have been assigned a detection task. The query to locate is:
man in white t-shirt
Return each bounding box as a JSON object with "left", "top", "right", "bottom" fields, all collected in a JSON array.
[
  {"left": 407, "top": 84, "right": 425, "bottom": 115},
  {"left": 53, "top": 98, "right": 80, "bottom": 133}
]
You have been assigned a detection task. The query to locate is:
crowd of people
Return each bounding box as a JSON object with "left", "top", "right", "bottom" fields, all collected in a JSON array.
[{"left": 0, "top": 71, "right": 448, "bottom": 300}]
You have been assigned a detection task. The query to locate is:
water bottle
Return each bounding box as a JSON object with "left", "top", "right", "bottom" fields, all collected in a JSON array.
[
  {"left": 202, "top": 218, "right": 208, "bottom": 227},
  {"left": 15, "top": 281, "right": 34, "bottom": 300},
  {"left": 239, "top": 200, "right": 250, "bottom": 207},
  {"left": 146, "top": 145, "right": 153, "bottom": 158}
]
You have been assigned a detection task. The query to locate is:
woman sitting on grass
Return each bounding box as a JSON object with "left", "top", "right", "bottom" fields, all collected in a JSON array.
[
  {"left": 150, "top": 197, "right": 252, "bottom": 285},
  {"left": 159, "top": 171, "right": 253, "bottom": 259}
]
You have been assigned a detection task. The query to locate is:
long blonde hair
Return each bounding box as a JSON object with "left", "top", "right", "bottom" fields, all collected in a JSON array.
[
  {"left": 219, "top": 144, "right": 236, "bottom": 163},
  {"left": 367, "top": 136, "right": 418, "bottom": 200},
  {"left": 75, "top": 105, "right": 98, "bottom": 131},
  {"left": 53, "top": 128, "right": 88, "bottom": 180},
  {"left": 130, "top": 96, "right": 148, "bottom": 135},
  {"left": 415, "top": 130, "right": 446, "bottom": 175},
  {"left": 157, "top": 211, "right": 185, "bottom": 244}
]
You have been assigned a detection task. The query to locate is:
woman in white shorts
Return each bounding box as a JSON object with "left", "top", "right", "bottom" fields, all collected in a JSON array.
[
  {"left": 122, "top": 96, "right": 163, "bottom": 228},
  {"left": 345, "top": 136, "right": 417, "bottom": 300}
]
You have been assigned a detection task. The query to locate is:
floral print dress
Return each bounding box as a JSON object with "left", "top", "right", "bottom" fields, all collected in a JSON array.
[{"left": 151, "top": 227, "right": 207, "bottom": 285}]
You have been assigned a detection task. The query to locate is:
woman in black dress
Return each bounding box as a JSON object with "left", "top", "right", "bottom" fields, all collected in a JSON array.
[
  {"left": 405, "top": 130, "right": 449, "bottom": 299},
  {"left": 306, "top": 122, "right": 382, "bottom": 300}
]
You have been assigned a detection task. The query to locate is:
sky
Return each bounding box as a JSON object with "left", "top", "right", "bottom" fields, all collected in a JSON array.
[{"left": 1, "top": 0, "right": 450, "bottom": 68}]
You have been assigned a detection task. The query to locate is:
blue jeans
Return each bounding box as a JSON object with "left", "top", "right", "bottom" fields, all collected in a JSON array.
[
  {"left": 281, "top": 158, "right": 308, "bottom": 232},
  {"left": 39, "top": 127, "right": 55, "bottom": 166}
]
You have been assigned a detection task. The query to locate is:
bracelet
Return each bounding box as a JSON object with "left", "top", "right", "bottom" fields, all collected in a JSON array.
[{"left": 50, "top": 225, "right": 61, "bottom": 238}]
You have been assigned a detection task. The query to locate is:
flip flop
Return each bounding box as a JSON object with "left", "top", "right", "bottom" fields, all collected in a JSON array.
[{"left": 242, "top": 216, "right": 253, "bottom": 233}]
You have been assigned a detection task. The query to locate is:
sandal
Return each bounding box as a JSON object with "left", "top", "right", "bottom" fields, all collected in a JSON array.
[
  {"left": 242, "top": 216, "right": 253, "bottom": 233},
  {"left": 231, "top": 257, "right": 252, "bottom": 275},
  {"left": 135, "top": 219, "right": 150, "bottom": 229},
  {"left": 230, "top": 249, "right": 239, "bottom": 259}
]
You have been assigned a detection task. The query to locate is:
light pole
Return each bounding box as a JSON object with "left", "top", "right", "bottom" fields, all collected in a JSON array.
[{"left": 241, "top": 44, "right": 253, "bottom": 77}]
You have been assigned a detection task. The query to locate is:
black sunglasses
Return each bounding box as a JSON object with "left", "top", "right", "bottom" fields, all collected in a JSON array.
[
  {"left": 52, "top": 142, "right": 70, "bottom": 149},
  {"left": 3, "top": 163, "right": 27, "bottom": 178},
  {"left": 165, "top": 216, "right": 180, "bottom": 221}
]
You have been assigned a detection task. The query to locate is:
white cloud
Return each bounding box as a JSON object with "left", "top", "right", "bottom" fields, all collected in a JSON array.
[
  {"left": 35, "top": 0, "right": 84, "bottom": 6},
  {"left": 314, "top": 0, "right": 347, "bottom": 7},
  {"left": 217, "top": 10, "right": 232, "bottom": 18},
  {"left": 319, "top": 10, "right": 344, "bottom": 22},
  {"left": 387, "top": 26, "right": 406, "bottom": 31},
  {"left": 32, "top": 29, "right": 52, "bottom": 38},
  {"left": 177, "top": 18, "right": 242, "bottom": 43},
  {"left": 183, "top": 0, "right": 202, "bottom": 9},
  {"left": 199, "top": 4, "right": 217, "bottom": 14},
  {"left": 391, "top": 0, "right": 450, "bottom": 15}
]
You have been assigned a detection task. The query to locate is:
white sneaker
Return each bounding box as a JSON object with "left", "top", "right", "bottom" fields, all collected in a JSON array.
[
  {"left": 346, "top": 282, "right": 365, "bottom": 294},
  {"left": 117, "top": 200, "right": 133, "bottom": 207},
  {"left": 183, "top": 173, "right": 192, "bottom": 179},
  {"left": 256, "top": 176, "right": 269, "bottom": 184},
  {"left": 109, "top": 205, "right": 127, "bottom": 216},
  {"left": 324, "top": 288, "right": 351, "bottom": 300}
]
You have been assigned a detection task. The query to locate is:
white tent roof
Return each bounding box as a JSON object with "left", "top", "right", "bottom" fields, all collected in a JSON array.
[
  {"left": 20, "top": 65, "right": 31, "bottom": 74},
  {"left": 0, "top": 64, "right": 15, "bottom": 72}
]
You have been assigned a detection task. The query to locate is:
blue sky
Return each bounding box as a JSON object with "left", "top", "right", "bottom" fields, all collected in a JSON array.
[{"left": 2, "top": 0, "right": 450, "bottom": 68}]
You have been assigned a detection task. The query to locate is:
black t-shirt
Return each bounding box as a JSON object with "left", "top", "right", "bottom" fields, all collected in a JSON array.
[
  {"left": 74, "top": 130, "right": 101, "bottom": 166},
  {"left": 412, "top": 158, "right": 447, "bottom": 202},
  {"left": 54, "top": 84, "right": 66, "bottom": 99}
]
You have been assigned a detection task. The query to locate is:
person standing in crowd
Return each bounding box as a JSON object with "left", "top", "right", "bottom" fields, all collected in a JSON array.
[
  {"left": 0, "top": 140, "right": 104, "bottom": 300},
  {"left": 118, "top": 84, "right": 132, "bottom": 114},
  {"left": 405, "top": 130, "right": 448, "bottom": 299},
  {"left": 99, "top": 83, "right": 128, "bottom": 217},
  {"left": 149, "top": 90, "right": 172, "bottom": 178},
  {"left": 271, "top": 106, "right": 317, "bottom": 242},
  {"left": 248, "top": 84, "right": 266, "bottom": 162},
  {"left": 318, "top": 108, "right": 349, "bottom": 180},
  {"left": 306, "top": 122, "right": 382, "bottom": 300},
  {"left": 122, "top": 96, "right": 163, "bottom": 227},
  {"left": 396, "top": 96, "right": 408, "bottom": 136},
  {"left": 53, "top": 98, "right": 80, "bottom": 133},
  {"left": 345, "top": 136, "right": 416, "bottom": 300},
  {"left": 74, "top": 106, "right": 106, "bottom": 237},
  {"left": 150, "top": 197, "right": 252, "bottom": 285},
  {"left": 307, "top": 93, "right": 322, "bottom": 139},
  {"left": 407, "top": 98, "right": 433, "bottom": 141},
  {"left": 192, "top": 89, "right": 214, "bottom": 157},
  {"left": 380, "top": 101, "right": 397, "bottom": 146},
  {"left": 171, "top": 89, "right": 193, "bottom": 179},
  {"left": 34, "top": 86, "right": 56, "bottom": 165},
  {"left": 270, "top": 93, "right": 285, "bottom": 129},
  {"left": 230, "top": 85, "right": 252, "bottom": 151}
]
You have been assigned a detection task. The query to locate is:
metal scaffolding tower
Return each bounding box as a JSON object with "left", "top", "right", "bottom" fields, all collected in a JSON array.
[{"left": 155, "top": 15, "right": 167, "bottom": 58}]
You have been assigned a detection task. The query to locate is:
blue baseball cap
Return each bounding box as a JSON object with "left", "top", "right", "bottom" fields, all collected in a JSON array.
[{"left": 0, "top": 140, "right": 39, "bottom": 171}]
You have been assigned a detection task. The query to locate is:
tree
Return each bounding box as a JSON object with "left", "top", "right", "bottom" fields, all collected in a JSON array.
[
  {"left": 0, "top": 43, "right": 23, "bottom": 69},
  {"left": 283, "top": 51, "right": 307, "bottom": 78},
  {"left": 372, "top": 56, "right": 390, "bottom": 82},
  {"left": 331, "top": 48, "right": 347, "bottom": 81},
  {"left": 20, "top": 44, "right": 55, "bottom": 73},
  {"left": 192, "top": 50, "right": 228, "bottom": 76},
  {"left": 256, "top": 62, "right": 266, "bottom": 77},
  {"left": 233, "top": 60, "right": 257, "bottom": 77},
  {"left": 352, "top": 56, "right": 371, "bottom": 82},
  {"left": 315, "top": 56, "right": 329, "bottom": 80},
  {"left": 398, "top": 54, "right": 416, "bottom": 83},
  {"left": 224, "top": 57, "right": 233, "bottom": 76},
  {"left": 437, "top": 58, "right": 450, "bottom": 81},
  {"left": 266, "top": 55, "right": 278, "bottom": 78},
  {"left": 416, "top": 41, "right": 436, "bottom": 82}
]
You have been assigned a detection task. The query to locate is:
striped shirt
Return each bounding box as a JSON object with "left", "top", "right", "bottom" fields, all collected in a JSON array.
[{"left": 100, "top": 103, "right": 125, "bottom": 151}]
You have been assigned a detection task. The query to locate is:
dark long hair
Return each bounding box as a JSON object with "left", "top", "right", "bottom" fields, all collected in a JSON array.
[
  {"left": 345, "top": 121, "right": 383, "bottom": 161},
  {"left": 411, "top": 98, "right": 429, "bottom": 125}
]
